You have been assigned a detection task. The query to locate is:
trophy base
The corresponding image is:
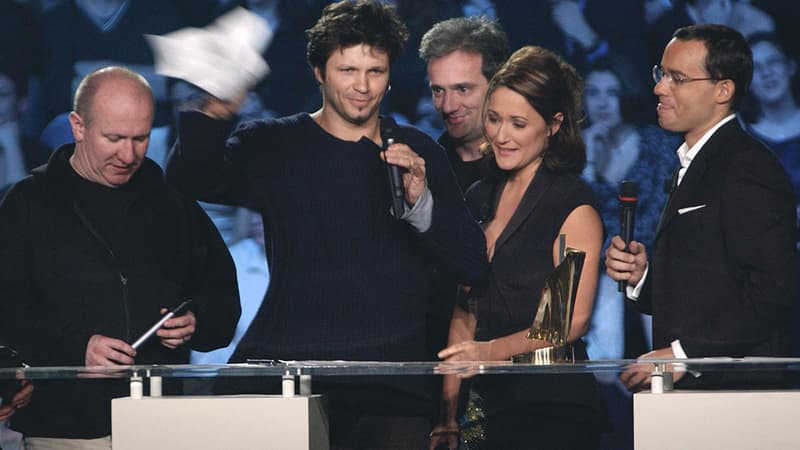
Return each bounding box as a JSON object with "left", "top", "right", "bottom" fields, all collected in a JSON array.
[{"left": 511, "top": 344, "right": 575, "bottom": 364}]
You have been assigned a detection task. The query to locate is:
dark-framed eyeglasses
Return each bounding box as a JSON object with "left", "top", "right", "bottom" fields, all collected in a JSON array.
[{"left": 652, "top": 65, "right": 719, "bottom": 87}]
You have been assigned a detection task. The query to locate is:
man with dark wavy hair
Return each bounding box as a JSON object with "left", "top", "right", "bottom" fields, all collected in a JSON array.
[{"left": 167, "top": 1, "right": 487, "bottom": 447}]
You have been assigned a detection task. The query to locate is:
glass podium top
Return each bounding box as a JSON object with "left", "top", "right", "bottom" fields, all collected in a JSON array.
[{"left": 3, "top": 357, "right": 800, "bottom": 380}]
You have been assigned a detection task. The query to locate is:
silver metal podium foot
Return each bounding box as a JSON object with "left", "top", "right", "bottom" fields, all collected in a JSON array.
[
  {"left": 150, "top": 376, "right": 163, "bottom": 397},
  {"left": 650, "top": 364, "right": 674, "bottom": 394},
  {"left": 130, "top": 375, "right": 143, "bottom": 399},
  {"left": 299, "top": 374, "right": 312, "bottom": 395},
  {"left": 282, "top": 372, "right": 295, "bottom": 397}
]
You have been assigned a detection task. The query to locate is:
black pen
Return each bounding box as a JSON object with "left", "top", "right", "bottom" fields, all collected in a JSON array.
[{"left": 131, "top": 299, "right": 193, "bottom": 350}]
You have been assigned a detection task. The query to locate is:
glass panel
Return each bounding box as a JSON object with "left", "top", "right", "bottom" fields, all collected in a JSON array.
[{"left": 2, "top": 358, "right": 800, "bottom": 380}]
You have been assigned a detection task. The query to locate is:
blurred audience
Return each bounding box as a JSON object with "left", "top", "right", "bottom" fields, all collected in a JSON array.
[
  {"left": 494, "top": 0, "right": 648, "bottom": 75},
  {"left": 0, "top": 65, "right": 50, "bottom": 196},
  {"left": 740, "top": 32, "right": 800, "bottom": 247},
  {"left": 751, "top": 1, "right": 800, "bottom": 62},
  {"left": 647, "top": 0, "right": 775, "bottom": 66},
  {"left": 244, "top": 0, "right": 326, "bottom": 117},
  {"left": 580, "top": 53, "right": 680, "bottom": 361},
  {"left": 0, "top": 0, "right": 47, "bottom": 138},
  {"left": 37, "top": 0, "right": 222, "bottom": 131}
]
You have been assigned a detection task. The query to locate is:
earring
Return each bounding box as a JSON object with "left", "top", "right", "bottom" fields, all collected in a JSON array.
[{"left": 386, "top": 84, "right": 392, "bottom": 94}]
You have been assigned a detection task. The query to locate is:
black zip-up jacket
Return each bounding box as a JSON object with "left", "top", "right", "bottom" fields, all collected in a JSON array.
[{"left": 0, "top": 145, "right": 240, "bottom": 438}]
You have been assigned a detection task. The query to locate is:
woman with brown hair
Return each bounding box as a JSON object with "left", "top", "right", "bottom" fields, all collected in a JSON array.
[{"left": 430, "top": 46, "right": 608, "bottom": 450}]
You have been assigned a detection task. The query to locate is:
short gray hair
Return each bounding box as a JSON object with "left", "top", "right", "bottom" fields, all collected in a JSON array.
[{"left": 419, "top": 16, "right": 508, "bottom": 81}]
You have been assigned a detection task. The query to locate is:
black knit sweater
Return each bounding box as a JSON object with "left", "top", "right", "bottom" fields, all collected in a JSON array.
[{"left": 169, "top": 112, "right": 487, "bottom": 365}]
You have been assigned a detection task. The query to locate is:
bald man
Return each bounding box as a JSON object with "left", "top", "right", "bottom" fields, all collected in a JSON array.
[{"left": 0, "top": 66, "right": 240, "bottom": 449}]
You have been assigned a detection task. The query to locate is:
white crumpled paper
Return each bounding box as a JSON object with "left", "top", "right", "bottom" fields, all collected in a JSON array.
[{"left": 145, "top": 7, "right": 272, "bottom": 101}]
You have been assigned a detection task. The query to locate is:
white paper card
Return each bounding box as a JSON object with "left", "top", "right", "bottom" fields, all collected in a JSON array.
[{"left": 146, "top": 7, "right": 272, "bottom": 101}]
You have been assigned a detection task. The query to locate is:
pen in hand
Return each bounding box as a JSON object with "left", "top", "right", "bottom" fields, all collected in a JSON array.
[{"left": 131, "top": 299, "right": 193, "bottom": 350}]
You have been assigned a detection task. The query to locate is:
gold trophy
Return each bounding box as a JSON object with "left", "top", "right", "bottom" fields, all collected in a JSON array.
[{"left": 513, "top": 235, "right": 585, "bottom": 364}]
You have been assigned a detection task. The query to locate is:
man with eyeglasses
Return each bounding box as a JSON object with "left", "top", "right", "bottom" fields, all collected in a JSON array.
[{"left": 605, "top": 24, "right": 796, "bottom": 391}]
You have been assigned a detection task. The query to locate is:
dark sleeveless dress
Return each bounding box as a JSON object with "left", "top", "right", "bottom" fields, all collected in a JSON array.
[{"left": 464, "top": 165, "right": 609, "bottom": 449}]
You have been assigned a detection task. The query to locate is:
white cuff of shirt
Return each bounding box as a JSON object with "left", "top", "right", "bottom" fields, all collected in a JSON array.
[
  {"left": 397, "top": 187, "right": 433, "bottom": 233},
  {"left": 670, "top": 339, "right": 701, "bottom": 378},
  {"left": 625, "top": 262, "right": 649, "bottom": 300},
  {"left": 670, "top": 339, "right": 688, "bottom": 359}
]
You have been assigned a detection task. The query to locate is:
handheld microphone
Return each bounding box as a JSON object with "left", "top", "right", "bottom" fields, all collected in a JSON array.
[
  {"left": 618, "top": 180, "right": 638, "bottom": 292},
  {"left": 381, "top": 117, "right": 406, "bottom": 218}
]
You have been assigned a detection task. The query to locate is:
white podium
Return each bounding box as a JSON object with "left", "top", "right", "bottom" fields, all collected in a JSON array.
[
  {"left": 634, "top": 390, "right": 800, "bottom": 450},
  {"left": 112, "top": 394, "right": 328, "bottom": 450},
  {"left": 4, "top": 359, "right": 798, "bottom": 450}
]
